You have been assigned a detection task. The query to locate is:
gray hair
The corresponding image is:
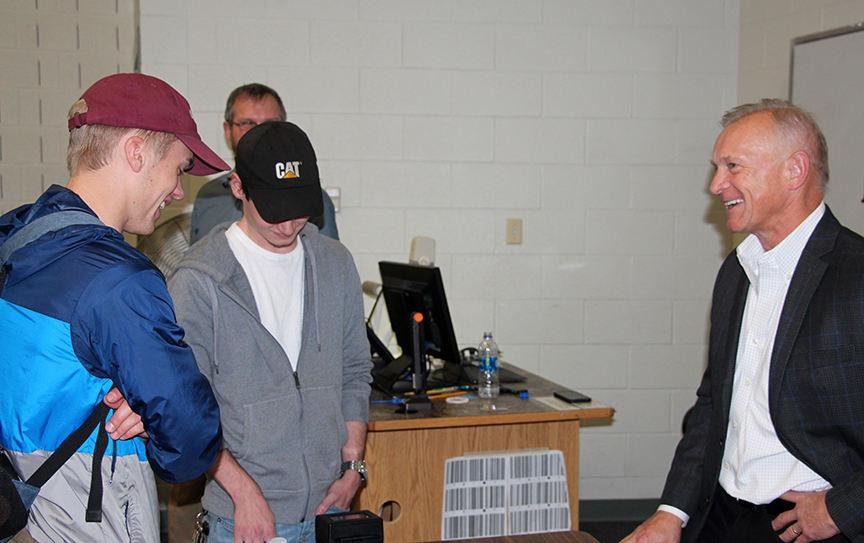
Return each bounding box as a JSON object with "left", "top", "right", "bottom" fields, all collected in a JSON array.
[{"left": 721, "top": 98, "right": 829, "bottom": 190}]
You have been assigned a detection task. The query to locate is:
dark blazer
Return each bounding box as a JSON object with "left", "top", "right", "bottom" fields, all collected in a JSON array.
[{"left": 660, "top": 207, "right": 864, "bottom": 543}]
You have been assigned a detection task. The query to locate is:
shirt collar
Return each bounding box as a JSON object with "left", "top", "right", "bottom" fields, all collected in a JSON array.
[{"left": 737, "top": 202, "right": 825, "bottom": 289}]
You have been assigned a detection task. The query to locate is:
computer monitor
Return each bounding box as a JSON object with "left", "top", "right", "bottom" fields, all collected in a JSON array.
[{"left": 375, "top": 261, "right": 465, "bottom": 390}]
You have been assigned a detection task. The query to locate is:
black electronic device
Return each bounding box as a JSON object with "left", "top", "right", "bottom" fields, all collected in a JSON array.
[
  {"left": 315, "top": 510, "right": 383, "bottom": 543},
  {"left": 366, "top": 323, "right": 394, "bottom": 364},
  {"left": 375, "top": 261, "right": 466, "bottom": 391},
  {"left": 398, "top": 312, "right": 432, "bottom": 413},
  {"left": 554, "top": 390, "right": 592, "bottom": 403},
  {"left": 379, "top": 261, "right": 461, "bottom": 366},
  {"left": 373, "top": 261, "right": 528, "bottom": 393}
]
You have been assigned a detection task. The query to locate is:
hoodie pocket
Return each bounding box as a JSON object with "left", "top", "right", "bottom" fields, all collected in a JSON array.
[
  {"left": 238, "top": 393, "right": 305, "bottom": 492},
  {"left": 299, "top": 385, "right": 347, "bottom": 486}
]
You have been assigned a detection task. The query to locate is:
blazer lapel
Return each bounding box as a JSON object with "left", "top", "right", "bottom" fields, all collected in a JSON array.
[
  {"left": 717, "top": 263, "right": 749, "bottom": 414},
  {"left": 768, "top": 207, "right": 840, "bottom": 406}
]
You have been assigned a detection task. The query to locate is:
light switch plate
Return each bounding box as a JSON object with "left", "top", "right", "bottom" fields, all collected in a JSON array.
[{"left": 506, "top": 218, "right": 522, "bottom": 244}]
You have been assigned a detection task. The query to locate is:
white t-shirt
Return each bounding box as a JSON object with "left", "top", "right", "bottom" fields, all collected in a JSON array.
[{"left": 225, "top": 223, "right": 305, "bottom": 370}]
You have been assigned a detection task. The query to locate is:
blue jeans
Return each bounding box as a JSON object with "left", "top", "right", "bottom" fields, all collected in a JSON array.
[{"left": 206, "top": 507, "right": 345, "bottom": 543}]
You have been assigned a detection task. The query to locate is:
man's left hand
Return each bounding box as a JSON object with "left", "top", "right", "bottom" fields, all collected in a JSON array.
[
  {"left": 315, "top": 470, "right": 362, "bottom": 516},
  {"left": 103, "top": 387, "right": 148, "bottom": 441},
  {"left": 772, "top": 490, "right": 841, "bottom": 542}
]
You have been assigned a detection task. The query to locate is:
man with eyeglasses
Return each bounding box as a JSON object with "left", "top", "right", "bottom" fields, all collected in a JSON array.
[{"left": 190, "top": 83, "right": 339, "bottom": 245}]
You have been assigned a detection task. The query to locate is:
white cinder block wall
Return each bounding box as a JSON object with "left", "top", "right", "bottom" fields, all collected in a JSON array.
[
  {"left": 0, "top": 0, "right": 136, "bottom": 211},
  {"left": 138, "top": 0, "right": 739, "bottom": 501}
]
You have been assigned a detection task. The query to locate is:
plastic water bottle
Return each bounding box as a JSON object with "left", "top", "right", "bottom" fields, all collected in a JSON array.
[{"left": 477, "top": 332, "right": 500, "bottom": 399}]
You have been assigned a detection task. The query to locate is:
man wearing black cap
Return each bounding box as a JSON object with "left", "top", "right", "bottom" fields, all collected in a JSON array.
[
  {"left": 170, "top": 121, "right": 371, "bottom": 543},
  {"left": 0, "top": 73, "right": 227, "bottom": 542},
  {"left": 189, "top": 83, "right": 339, "bottom": 245}
]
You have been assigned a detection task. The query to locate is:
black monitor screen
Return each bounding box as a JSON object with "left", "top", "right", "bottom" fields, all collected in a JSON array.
[{"left": 378, "top": 261, "right": 462, "bottom": 368}]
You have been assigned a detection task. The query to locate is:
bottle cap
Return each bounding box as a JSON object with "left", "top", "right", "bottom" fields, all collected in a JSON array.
[{"left": 270, "top": 538, "right": 288, "bottom": 543}]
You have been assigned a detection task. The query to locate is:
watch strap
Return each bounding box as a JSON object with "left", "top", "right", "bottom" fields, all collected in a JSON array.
[{"left": 340, "top": 460, "right": 367, "bottom": 481}]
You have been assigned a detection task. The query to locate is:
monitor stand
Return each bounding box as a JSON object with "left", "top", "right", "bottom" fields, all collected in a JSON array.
[{"left": 397, "top": 313, "right": 432, "bottom": 412}]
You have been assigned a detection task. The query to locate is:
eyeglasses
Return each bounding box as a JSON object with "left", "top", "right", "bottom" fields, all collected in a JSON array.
[{"left": 228, "top": 119, "right": 259, "bottom": 131}]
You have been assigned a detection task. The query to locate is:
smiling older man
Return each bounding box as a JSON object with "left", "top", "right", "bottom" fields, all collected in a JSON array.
[{"left": 622, "top": 99, "right": 864, "bottom": 543}]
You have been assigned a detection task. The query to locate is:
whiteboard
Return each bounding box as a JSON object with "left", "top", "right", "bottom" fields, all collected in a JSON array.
[{"left": 790, "top": 23, "right": 864, "bottom": 236}]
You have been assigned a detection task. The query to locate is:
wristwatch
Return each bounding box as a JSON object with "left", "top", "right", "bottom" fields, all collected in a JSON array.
[{"left": 340, "top": 460, "right": 368, "bottom": 481}]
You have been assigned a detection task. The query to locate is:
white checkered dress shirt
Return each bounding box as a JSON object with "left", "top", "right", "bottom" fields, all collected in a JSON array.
[{"left": 720, "top": 202, "right": 831, "bottom": 503}]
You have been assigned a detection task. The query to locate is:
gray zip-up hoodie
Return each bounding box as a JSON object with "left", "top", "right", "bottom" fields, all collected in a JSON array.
[{"left": 168, "top": 221, "right": 372, "bottom": 524}]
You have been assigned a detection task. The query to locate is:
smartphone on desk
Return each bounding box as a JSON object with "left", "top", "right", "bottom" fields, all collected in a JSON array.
[{"left": 554, "top": 390, "right": 591, "bottom": 403}]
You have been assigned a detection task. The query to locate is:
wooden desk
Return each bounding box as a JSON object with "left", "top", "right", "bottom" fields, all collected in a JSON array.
[
  {"left": 353, "top": 365, "right": 613, "bottom": 543},
  {"left": 423, "top": 530, "right": 601, "bottom": 543}
]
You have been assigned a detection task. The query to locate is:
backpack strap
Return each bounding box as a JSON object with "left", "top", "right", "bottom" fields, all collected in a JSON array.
[
  {"left": 0, "top": 211, "right": 104, "bottom": 297},
  {"left": 0, "top": 211, "right": 104, "bottom": 264},
  {"left": 24, "top": 402, "right": 111, "bottom": 523},
  {"left": 24, "top": 403, "right": 109, "bottom": 488}
]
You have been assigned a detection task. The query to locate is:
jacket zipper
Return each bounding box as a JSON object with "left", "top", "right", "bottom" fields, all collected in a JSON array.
[{"left": 293, "top": 371, "right": 301, "bottom": 389}]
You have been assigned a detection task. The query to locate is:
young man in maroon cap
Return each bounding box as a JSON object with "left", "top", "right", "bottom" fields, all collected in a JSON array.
[
  {"left": 170, "top": 121, "right": 371, "bottom": 543},
  {"left": 0, "top": 73, "right": 229, "bottom": 542}
]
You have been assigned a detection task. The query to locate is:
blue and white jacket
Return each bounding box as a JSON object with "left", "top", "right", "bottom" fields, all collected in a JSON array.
[{"left": 0, "top": 185, "right": 222, "bottom": 542}]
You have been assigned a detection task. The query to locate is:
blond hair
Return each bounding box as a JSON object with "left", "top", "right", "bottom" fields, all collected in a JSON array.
[{"left": 66, "top": 99, "right": 179, "bottom": 175}]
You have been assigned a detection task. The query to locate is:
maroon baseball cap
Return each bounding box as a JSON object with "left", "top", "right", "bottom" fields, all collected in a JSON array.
[{"left": 67, "top": 73, "right": 230, "bottom": 176}]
